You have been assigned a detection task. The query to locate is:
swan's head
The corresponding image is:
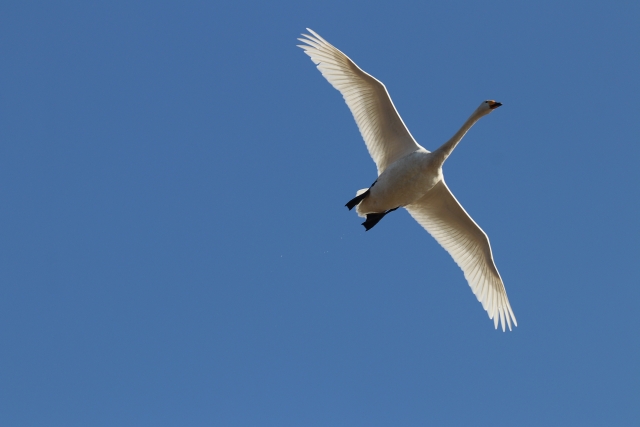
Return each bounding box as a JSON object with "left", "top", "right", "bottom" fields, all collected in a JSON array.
[{"left": 477, "top": 100, "right": 502, "bottom": 116}]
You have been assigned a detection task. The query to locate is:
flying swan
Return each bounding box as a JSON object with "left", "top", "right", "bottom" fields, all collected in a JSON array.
[{"left": 298, "top": 29, "right": 517, "bottom": 331}]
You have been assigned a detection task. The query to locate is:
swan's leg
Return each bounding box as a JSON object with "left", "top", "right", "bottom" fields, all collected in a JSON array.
[
  {"left": 345, "top": 189, "right": 370, "bottom": 210},
  {"left": 362, "top": 212, "right": 386, "bottom": 230},
  {"left": 362, "top": 207, "right": 400, "bottom": 231},
  {"left": 345, "top": 180, "right": 377, "bottom": 210}
]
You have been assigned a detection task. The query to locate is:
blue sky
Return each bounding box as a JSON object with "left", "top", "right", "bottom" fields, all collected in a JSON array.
[{"left": 1, "top": 1, "right": 639, "bottom": 425}]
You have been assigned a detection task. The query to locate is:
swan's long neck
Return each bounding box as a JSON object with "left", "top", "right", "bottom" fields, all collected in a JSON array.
[{"left": 433, "top": 110, "right": 484, "bottom": 164}]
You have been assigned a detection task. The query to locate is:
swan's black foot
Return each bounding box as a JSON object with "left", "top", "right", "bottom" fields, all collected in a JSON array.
[
  {"left": 362, "top": 207, "right": 399, "bottom": 231},
  {"left": 345, "top": 179, "right": 377, "bottom": 210},
  {"left": 362, "top": 212, "right": 386, "bottom": 230},
  {"left": 345, "top": 189, "right": 370, "bottom": 210}
]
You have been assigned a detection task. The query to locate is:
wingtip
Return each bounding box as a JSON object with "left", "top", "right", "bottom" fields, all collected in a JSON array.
[
  {"left": 304, "top": 28, "right": 329, "bottom": 45},
  {"left": 300, "top": 29, "right": 314, "bottom": 40}
]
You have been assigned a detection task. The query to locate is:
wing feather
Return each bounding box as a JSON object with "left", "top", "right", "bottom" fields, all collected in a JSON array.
[
  {"left": 405, "top": 180, "right": 517, "bottom": 331},
  {"left": 298, "top": 29, "right": 424, "bottom": 174}
]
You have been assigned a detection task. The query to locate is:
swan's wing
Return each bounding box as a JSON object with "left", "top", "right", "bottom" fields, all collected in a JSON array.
[
  {"left": 298, "top": 29, "right": 424, "bottom": 175},
  {"left": 405, "top": 180, "right": 517, "bottom": 331}
]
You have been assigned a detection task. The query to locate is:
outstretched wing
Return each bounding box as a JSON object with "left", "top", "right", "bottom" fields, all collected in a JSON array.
[
  {"left": 405, "top": 180, "right": 517, "bottom": 331},
  {"left": 298, "top": 29, "right": 424, "bottom": 175}
]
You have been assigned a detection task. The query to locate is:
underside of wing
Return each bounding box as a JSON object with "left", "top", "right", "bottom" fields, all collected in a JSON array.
[
  {"left": 298, "top": 29, "right": 424, "bottom": 174},
  {"left": 405, "top": 180, "right": 517, "bottom": 331}
]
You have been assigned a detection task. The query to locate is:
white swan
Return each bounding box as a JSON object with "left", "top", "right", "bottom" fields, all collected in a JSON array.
[{"left": 298, "top": 29, "right": 517, "bottom": 331}]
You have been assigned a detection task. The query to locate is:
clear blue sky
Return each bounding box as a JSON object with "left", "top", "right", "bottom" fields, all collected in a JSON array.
[{"left": 1, "top": 1, "right": 639, "bottom": 426}]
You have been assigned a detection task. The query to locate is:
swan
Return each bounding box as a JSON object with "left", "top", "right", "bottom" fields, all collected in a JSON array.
[{"left": 297, "top": 29, "right": 517, "bottom": 331}]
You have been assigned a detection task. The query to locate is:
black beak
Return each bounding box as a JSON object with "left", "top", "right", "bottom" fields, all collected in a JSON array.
[{"left": 489, "top": 102, "right": 502, "bottom": 110}]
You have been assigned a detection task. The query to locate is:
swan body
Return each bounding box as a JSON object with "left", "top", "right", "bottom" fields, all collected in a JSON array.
[
  {"left": 298, "top": 29, "right": 517, "bottom": 331},
  {"left": 356, "top": 148, "right": 438, "bottom": 216}
]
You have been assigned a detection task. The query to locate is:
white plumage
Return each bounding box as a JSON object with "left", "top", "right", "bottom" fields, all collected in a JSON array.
[
  {"left": 298, "top": 29, "right": 517, "bottom": 331},
  {"left": 297, "top": 29, "right": 422, "bottom": 174}
]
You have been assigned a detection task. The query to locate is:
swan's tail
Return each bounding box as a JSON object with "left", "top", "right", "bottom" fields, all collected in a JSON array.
[{"left": 345, "top": 188, "right": 370, "bottom": 210}]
